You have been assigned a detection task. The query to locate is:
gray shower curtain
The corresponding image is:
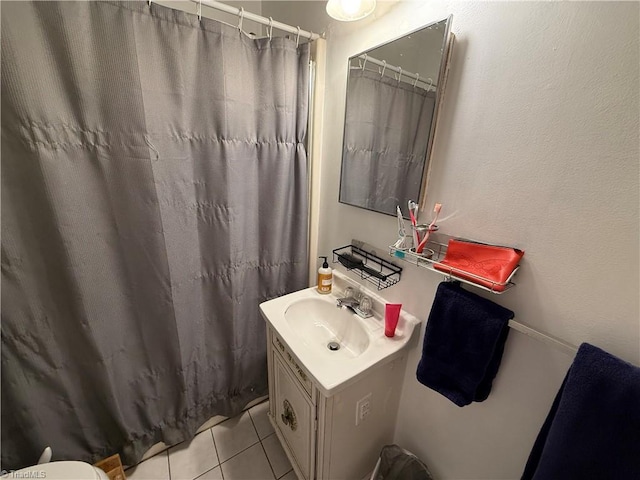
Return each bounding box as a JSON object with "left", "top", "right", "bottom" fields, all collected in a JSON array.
[
  {"left": 1, "top": 1, "right": 309, "bottom": 470},
  {"left": 339, "top": 69, "right": 435, "bottom": 215}
]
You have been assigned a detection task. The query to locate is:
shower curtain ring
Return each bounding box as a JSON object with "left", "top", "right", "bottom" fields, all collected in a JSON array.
[
  {"left": 413, "top": 73, "right": 420, "bottom": 88},
  {"left": 380, "top": 60, "right": 387, "bottom": 78},
  {"left": 426, "top": 78, "right": 433, "bottom": 91},
  {"left": 148, "top": 0, "right": 152, "bottom": 6},
  {"left": 268, "top": 17, "right": 273, "bottom": 40},
  {"left": 397, "top": 67, "right": 402, "bottom": 83},
  {"left": 296, "top": 26, "right": 301, "bottom": 47},
  {"left": 362, "top": 53, "right": 367, "bottom": 71},
  {"left": 238, "top": 7, "right": 244, "bottom": 32},
  {"left": 197, "top": 0, "right": 202, "bottom": 21}
]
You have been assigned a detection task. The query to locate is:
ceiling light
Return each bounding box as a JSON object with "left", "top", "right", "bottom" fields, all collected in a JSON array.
[{"left": 326, "top": 0, "right": 376, "bottom": 22}]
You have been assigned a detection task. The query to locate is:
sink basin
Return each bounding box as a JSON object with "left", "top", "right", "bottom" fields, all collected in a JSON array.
[
  {"left": 260, "top": 270, "right": 421, "bottom": 395},
  {"left": 285, "top": 298, "right": 370, "bottom": 358}
]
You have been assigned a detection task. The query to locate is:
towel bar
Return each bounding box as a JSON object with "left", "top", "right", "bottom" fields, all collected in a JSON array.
[{"left": 508, "top": 319, "right": 578, "bottom": 356}]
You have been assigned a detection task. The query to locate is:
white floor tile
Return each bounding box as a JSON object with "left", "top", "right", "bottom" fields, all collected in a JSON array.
[
  {"left": 262, "top": 433, "right": 292, "bottom": 479},
  {"left": 168, "top": 430, "right": 219, "bottom": 480},
  {"left": 125, "top": 451, "right": 170, "bottom": 480},
  {"left": 279, "top": 470, "right": 298, "bottom": 480},
  {"left": 195, "top": 466, "right": 223, "bottom": 480},
  {"left": 220, "top": 443, "right": 275, "bottom": 480},
  {"left": 140, "top": 442, "right": 169, "bottom": 462},
  {"left": 211, "top": 411, "right": 259, "bottom": 462},
  {"left": 196, "top": 415, "right": 227, "bottom": 435},
  {"left": 249, "top": 400, "right": 275, "bottom": 439}
]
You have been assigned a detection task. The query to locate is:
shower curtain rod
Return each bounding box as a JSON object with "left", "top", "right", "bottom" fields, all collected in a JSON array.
[
  {"left": 168, "top": 0, "right": 321, "bottom": 40},
  {"left": 354, "top": 54, "right": 437, "bottom": 91}
]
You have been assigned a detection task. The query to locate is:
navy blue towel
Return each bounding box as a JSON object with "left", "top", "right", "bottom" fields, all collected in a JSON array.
[
  {"left": 416, "top": 281, "right": 513, "bottom": 407},
  {"left": 521, "top": 343, "right": 640, "bottom": 480}
]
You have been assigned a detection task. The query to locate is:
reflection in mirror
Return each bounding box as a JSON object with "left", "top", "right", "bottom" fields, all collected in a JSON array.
[{"left": 339, "top": 17, "right": 453, "bottom": 218}]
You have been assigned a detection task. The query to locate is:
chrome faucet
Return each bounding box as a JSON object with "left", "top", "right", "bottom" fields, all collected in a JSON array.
[
  {"left": 336, "top": 287, "right": 373, "bottom": 319},
  {"left": 336, "top": 297, "right": 359, "bottom": 309}
]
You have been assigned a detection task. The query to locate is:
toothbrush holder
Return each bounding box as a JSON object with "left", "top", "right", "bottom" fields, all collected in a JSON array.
[{"left": 413, "top": 223, "right": 439, "bottom": 241}]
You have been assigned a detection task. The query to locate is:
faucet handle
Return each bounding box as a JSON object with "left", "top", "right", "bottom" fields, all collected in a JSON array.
[
  {"left": 344, "top": 286, "right": 356, "bottom": 299},
  {"left": 359, "top": 296, "right": 372, "bottom": 316}
]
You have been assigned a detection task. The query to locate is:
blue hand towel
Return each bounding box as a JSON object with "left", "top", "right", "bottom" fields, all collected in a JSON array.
[
  {"left": 416, "top": 281, "right": 513, "bottom": 407},
  {"left": 521, "top": 343, "right": 640, "bottom": 480}
]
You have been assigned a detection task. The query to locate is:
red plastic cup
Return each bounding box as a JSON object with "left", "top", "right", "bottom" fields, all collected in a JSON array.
[{"left": 384, "top": 303, "right": 402, "bottom": 337}]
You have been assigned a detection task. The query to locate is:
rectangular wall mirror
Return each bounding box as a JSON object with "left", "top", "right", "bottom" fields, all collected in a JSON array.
[{"left": 338, "top": 16, "right": 454, "bottom": 218}]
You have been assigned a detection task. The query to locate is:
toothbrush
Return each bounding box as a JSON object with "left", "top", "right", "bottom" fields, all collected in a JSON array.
[
  {"left": 408, "top": 200, "right": 420, "bottom": 248},
  {"left": 394, "top": 205, "right": 408, "bottom": 249},
  {"left": 416, "top": 203, "right": 442, "bottom": 254}
]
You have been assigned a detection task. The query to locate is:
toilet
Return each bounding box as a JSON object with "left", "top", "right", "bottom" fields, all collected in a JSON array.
[
  {"left": 3, "top": 447, "right": 109, "bottom": 479},
  {"left": 6, "top": 461, "right": 109, "bottom": 479}
]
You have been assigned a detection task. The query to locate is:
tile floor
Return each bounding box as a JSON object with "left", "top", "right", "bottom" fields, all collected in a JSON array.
[{"left": 125, "top": 400, "right": 295, "bottom": 480}]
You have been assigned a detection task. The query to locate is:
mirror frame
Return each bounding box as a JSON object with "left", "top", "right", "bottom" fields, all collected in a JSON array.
[{"left": 338, "top": 15, "right": 454, "bottom": 218}]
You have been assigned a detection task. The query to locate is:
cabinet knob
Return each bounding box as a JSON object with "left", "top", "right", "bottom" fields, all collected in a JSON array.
[{"left": 281, "top": 399, "right": 297, "bottom": 431}]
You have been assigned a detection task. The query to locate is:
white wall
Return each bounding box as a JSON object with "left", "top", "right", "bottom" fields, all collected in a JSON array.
[
  {"left": 262, "top": 1, "right": 332, "bottom": 37},
  {"left": 317, "top": 1, "right": 639, "bottom": 478}
]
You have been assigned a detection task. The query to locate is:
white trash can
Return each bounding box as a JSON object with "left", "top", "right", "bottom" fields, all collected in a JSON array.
[{"left": 370, "top": 444, "right": 434, "bottom": 480}]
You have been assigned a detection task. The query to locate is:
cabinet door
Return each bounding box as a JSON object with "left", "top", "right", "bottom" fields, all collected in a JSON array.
[{"left": 273, "top": 352, "right": 315, "bottom": 480}]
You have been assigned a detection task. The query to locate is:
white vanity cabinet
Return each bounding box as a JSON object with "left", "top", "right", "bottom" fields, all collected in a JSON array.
[
  {"left": 266, "top": 327, "right": 407, "bottom": 480},
  {"left": 270, "top": 332, "right": 317, "bottom": 479}
]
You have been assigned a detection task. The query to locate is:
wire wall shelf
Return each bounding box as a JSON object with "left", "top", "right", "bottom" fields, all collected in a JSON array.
[
  {"left": 332, "top": 245, "right": 402, "bottom": 290},
  {"left": 388, "top": 238, "right": 519, "bottom": 294}
]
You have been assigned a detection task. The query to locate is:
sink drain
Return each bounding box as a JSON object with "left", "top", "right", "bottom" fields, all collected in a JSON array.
[{"left": 327, "top": 341, "right": 340, "bottom": 351}]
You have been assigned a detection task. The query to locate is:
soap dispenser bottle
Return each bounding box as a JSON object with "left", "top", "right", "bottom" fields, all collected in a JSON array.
[{"left": 317, "top": 256, "right": 332, "bottom": 294}]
